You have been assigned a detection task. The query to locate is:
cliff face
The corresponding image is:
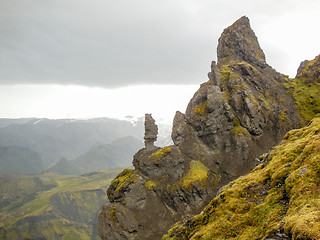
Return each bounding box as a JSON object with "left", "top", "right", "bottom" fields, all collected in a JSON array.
[{"left": 98, "top": 16, "right": 311, "bottom": 240}]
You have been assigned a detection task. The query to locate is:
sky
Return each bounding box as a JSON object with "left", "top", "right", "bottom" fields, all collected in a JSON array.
[{"left": 1, "top": 0, "right": 320, "bottom": 123}]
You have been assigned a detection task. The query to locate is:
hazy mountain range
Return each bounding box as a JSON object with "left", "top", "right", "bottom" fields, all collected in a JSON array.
[{"left": 0, "top": 117, "right": 172, "bottom": 175}]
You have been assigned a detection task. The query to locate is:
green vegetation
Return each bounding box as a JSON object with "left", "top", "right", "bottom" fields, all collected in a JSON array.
[
  {"left": 283, "top": 56, "right": 320, "bottom": 125},
  {"left": 284, "top": 77, "right": 320, "bottom": 124},
  {"left": 163, "top": 118, "right": 320, "bottom": 239},
  {"left": 148, "top": 146, "right": 172, "bottom": 163},
  {"left": 231, "top": 125, "right": 250, "bottom": 138},
  {"left": 231, "top": 117, "right": 250, "bottom": 139},
  {"left": 145, "top": 180, "right": 160, "bottom": 190},
  {"left": 111, "top": 168, "right": 138, "bottom": 195},
  {"left": 180, "top": 160, "right": 209, "bottom": 189},
  {"left": 0, "top": 169, "right": 121, "bottom": 240},
  {"left": 192, "top": 101, "right": 208, "bottom": 116}
]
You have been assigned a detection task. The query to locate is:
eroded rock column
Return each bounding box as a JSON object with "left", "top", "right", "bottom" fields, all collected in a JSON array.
[{"left": 144, "top": 113, "right": 158, "bottom": 149}]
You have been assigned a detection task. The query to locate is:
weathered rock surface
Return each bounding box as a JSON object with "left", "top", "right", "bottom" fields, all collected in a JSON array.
[
  {"left": 296, "top": 54, "right": 320, "bottom": 83},
  {"left": 98, "top": 16, "right": 306, "bottom": 240},
  {"left": 143, "top": 113, "right": 158, "bottom": 149},
  {"left": 217, "top": 16, "right": 266, "bottom": 67}
]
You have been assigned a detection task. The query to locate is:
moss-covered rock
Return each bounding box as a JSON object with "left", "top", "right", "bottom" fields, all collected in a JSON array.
[
  {"left": 284, "top": 55, "right": 320, "bottom": 125},
  {"left": 163, "top": 118, "right": 320, "bottom": 240},
  {"left": 180, "top": 160, "right": 209, "bottom": 189}
]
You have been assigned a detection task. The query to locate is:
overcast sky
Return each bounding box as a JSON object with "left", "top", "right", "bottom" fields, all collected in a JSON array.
[{"left": 1, "top": 0, "right": 320, "bottom": 122}]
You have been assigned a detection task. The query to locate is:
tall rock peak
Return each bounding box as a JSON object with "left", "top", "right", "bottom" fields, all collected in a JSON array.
[
  {"left": 144, "top": 113, "right": 158, "bottom": 148},
  {"left": 217, "top": 16, "right": 266, "bottom": 67}
]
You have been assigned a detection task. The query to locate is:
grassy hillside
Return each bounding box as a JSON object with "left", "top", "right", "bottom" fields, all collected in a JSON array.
[
  {"left": 0, "top": 169, "right": 121, "bottom": 240},
  {"left": 163, "top": 117, "right": 320, "bottom": 239}
]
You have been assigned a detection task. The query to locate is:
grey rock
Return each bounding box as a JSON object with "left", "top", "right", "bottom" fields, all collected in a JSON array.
[{"left": 144, "top": 113, "right": 158, "bottom": 148}]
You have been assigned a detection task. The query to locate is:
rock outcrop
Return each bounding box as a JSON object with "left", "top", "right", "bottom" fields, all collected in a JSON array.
[
  {"left": 98, "top": 16, "right": 309, "bottom": 240},
  {"left": 163, "top": 117, "right": 320, "bottom": 239},
  {"left": 144, "top": 113, "right": 158, "bottom": 149},
  {"left": 284, "top": 54, "right": 320, "bottom": 124}
]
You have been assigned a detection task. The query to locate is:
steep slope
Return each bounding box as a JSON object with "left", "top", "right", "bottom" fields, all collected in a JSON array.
[
  {"left": 284, "top": 54, "right": 320, "bottom": 125},
  {"left": 0, "top": 169, "right": 120, "bottom": 240},
  {"left": 163, "top": 117, "right": 320, "bottom": 240},
  {"left": 98, "top": 16, "right": 308, "bottom": 240}
]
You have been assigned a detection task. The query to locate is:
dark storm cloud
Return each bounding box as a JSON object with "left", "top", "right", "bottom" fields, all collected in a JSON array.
[{"left": 0, "top": 0, "right": 319, "bottom": 88}]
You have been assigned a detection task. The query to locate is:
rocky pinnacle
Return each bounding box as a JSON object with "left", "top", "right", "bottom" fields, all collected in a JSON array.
[
  {"left": 217, "top": 16, "right": 266, "bottom": 67},
  {"left": 144, "top": 113, "right": 158, "bottom": 148}
]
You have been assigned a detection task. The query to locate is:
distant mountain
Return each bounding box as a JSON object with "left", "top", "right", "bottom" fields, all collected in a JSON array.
[
  {"left": 48, "top": 136, "right": 143, "bottom": 175},
  {"left": 72, "top": 136, "right": 143, "bottom": 173},
  {"left": 0, "top": 169, "right": 121, "bottom": 240},
  {"left": 46, "top": 157, "right": 82, "bottom": 176},
  {"left": 0, "top": 117, "right": 173, "bottom": 175},
  {"left": 0, "top": 118, "right": 144, "bottom": 168},
  {"left": 0, "top": 146, "right": 44, "bottom": 174}
]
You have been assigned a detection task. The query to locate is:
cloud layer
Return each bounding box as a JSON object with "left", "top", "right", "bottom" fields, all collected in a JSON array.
[{"left": 1, "top": 0, "right": 320, "bottom": 88}]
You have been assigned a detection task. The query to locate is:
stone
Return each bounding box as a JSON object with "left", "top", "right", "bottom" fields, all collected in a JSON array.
[
  {"left": 144, "top": 113, "right": 158, "bottom": 148},
  {"left": 217, "top": 16, "right": 266, "bottom": 67},
  {"left": 296, "top": 54, "right": 320, "bottom": 83}
]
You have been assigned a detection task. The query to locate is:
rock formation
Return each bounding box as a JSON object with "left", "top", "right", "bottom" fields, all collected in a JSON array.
[
  {"left": 144, "top": 113, "right": 158, "bottom": 149},
  {"left": 163, "top": 117, "right": 320, "bottom": 239},
  {"left": 98, "top": 16, "right": 310, "bottom": 240}
]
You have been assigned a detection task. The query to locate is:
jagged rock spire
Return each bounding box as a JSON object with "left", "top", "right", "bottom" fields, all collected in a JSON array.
[
  {"left": 144, "top": 113, "right": 158, "bottom": 148},
  {"left": 217, "top": 16, "right": 266, "bottom": 67}
]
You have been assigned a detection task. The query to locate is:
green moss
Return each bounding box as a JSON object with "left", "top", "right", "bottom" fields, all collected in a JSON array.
[
  {"left": 193, "top": 101, "right": 208, "bottom": 116},
  {"left": 283, "top": 72, "right": 320, "bottom": 125},
  {"left": 163, "top": 118, "right": 320, "bottom": 240},
  {"left": 110, "top": 206, "right": 117, "bottom": 222},
  {"left": 220, "top": 65, "right": 232, "bottom": 81},
  {"left": 112, "top": 169, "right": 137, "bottom": 195},
  {"left": 278, "top": 109, "right": 292, "bottom": 126},
  {"left": 233, "top": 117, "right": 240, "bottom": 126},
  {"left": 231, "top": 125, "right": 250, "bottom": 139},
  {"left": 180, "top": 160, "right": 209, "bottom": 189},
  {"left": 231, "top": 117, "right": 250, "bottom": 138},
  {"left": 144, "top": 180, "right": 160, "bottom": 190},
  {"left": 148, "top": 146, "right": 172, "bottom": 163}
]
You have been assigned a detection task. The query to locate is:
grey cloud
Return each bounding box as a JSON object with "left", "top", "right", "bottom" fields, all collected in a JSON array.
[{"left": 0, "top": 0, "right": 319, "bottom": 88}]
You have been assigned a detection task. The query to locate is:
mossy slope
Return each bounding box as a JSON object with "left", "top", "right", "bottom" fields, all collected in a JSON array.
[
  {"left": 284, "top": 55, "right": 320, "bottom": 125},
  {"left": 163, "top": 118, "right": 320, "bottom": 240}
]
